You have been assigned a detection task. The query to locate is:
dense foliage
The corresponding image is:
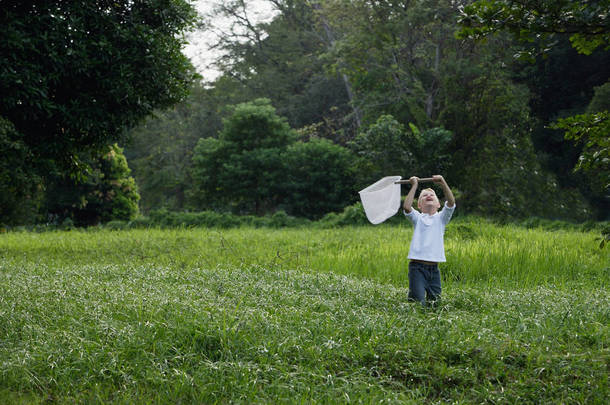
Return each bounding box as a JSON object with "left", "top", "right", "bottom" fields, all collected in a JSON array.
[
  {"left": 122, "top": 0, "right": 607, "bottom": 221},
  {"left": 0, "top": 0, "right": 197, "bottom": 224},
  {"left": 456, "top": 0, "right": 609, "bottom": 217},
  {"left": 0, "top": 117, "right": 43, "bottom": 224},
  {"left": 511, "top": 41, "right": 609, "bottom": 198},
  {"left": 190, "top": 99, "right": 355, "bottom": 218},
  {"left": 457, "top": 0, "right": 610, "bottom": 55},
  {"left": 349, "top": 115, "right": 453, "bottom": 186},
  {"left": 44, "top": 144, "right": 140, "bottom": 227},
  {"left": 190, "top": 99, "right": 296, "bottom": 215},
  {"left": 552, "top": 112, "right": 609, "bottom": 194},
  {"left": 3, "top": 0, "right": 608, "bottom": 224},
  {"left": 124, "top": 85, "right": 224, "bottom": 212},
  {"left": 282, "top": 138, "right": 356, "bottom": 218}
]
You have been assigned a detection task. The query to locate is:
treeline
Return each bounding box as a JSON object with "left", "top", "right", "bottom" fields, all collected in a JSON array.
[
  {"left": 1, "top": 1, "right": 608, "bottom": 227},
  {"left": 124, "top": 0, "right": 609, "bottom": 221}
]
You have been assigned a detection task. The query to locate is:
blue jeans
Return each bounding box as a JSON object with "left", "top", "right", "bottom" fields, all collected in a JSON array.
[{"left": 408, "top": 261, "right": 442, "bottom": 305}]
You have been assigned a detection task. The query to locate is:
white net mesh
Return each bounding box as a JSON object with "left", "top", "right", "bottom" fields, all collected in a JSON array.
[{"left": 358, "top": 176, "right": 402, "bottom": 224}]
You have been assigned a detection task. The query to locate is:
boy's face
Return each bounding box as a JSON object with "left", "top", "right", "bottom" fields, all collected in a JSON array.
[{"left": 418, "top": 189, "right": 441, "bottom": 212}]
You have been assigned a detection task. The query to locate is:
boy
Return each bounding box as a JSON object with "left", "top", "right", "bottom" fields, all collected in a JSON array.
[{"left": 403, "top": 175, "right": 455, "bottom": 306}]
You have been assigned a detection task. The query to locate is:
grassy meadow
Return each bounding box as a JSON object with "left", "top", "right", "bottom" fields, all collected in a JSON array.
[{"left": 0, "top": 219, "right": 608, "bottom": 403}]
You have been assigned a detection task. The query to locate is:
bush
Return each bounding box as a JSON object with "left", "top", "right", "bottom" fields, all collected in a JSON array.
[
  {"left": 282, "top": 138, "right": 357, "bottom": 219},
  {"left": 60, "top": 217, "right": 75, "bottom": 231},
  {"left": 189, "top": 99, "right": 296, "bottom": 215},
  {"left": 144, "top": 209, "right": 308, "bottom": 229},
  {"left": 127, "top": 216, "right": 154, "bottom": 229},
  {"left": 45, "top": 144, "right": 140, "bottom": 226},
  {"left": 318, "top": 202, "right": 378, "bottom": 227},
  {"left": 105, "top": 220, "right": 128, "bottom": 230},
  {"left": 520, "top": 217, "right": 609, "bottom": 233}
]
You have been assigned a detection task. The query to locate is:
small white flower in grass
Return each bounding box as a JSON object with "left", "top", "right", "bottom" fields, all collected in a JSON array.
[{"left": 323, "top": 338, "right": 341, "bottom": 349}]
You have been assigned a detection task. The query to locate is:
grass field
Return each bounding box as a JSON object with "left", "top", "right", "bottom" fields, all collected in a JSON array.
[{"left": 0, "top": 220, "right": 608, "bottom": 403}]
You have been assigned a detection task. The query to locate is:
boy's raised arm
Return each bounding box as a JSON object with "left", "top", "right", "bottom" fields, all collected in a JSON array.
[
  {"left": 433, "top": 175, "right": 455, "bottom": 207},
  {"left": 403, "top": 176, "right": 419, "bottom": 213}
]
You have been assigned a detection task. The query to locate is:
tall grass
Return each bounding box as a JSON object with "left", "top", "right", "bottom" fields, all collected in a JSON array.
[
  {"left": 0, "top": 222, "right": 608, "bottom": 403},
  {"left": 2, "top": 221, "right": 606, "bottom": 288}
]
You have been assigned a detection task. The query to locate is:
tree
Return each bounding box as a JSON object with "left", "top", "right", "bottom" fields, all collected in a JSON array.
[
  {"left": 587, "top": 81, "right": 610, "bottom": 113},
  {"left": 206, "top": 0, "right": 356, "bottom": 136},
  {"left": 45, "top": 144, "right": 140, "bottom": 226},
  {"left": 0, "top": 0, "right": 198, "bottom": 178},
  {"left": 550, "top": 82, "right": 610, "bottom": 202},
  {"left": 282, "top": 138, "right": 356, "bottom": 218},
  {"left": 349, "top": 115, "right": 453, "bottom": 188},
  {"left": 189, "top": 98, "right": 358, "bottom": 218},
  {"left": 318, "top": 1, "right": 584, "bottom": 217},
  {"left": 551, "top": 112, "right": 609, "bottom": 196},
  {"left": 319, "top": 0, "right": 463, "bottom": 127},
  {"left": 457, "top": 1, "right": 609, "bottom": 216},
  {"left": 189, "top": 99, "right": 296, "bottom": 215},
  {"left": 440, "top": 56, "right": 591, "bottom": 219},
  {"left": 0, "top": 117, "right": 43, "bottom": 225},
  {"left": 457, "top": 0, "right": 610, "bottom": 55},
  {"left": 124, "top": 84, "right": 224, "bottom": 213},
  {"left": 510, "top": 40, "right": 609, "bottom": 181}
]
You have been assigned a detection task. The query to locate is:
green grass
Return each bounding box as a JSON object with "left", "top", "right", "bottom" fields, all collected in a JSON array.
[{"left": 0, "top": 221, "right": 608, "bottom": 403}]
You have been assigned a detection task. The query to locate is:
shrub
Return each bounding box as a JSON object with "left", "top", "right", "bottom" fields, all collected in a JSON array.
[
  {"left": 189, "top": 99, "right": 296, "bottom": 215},
  {"left": 282, "top": 138, "right": 357, "bottom": 219},
  {"left": 45, "top": 144, "right": 140, "bottom": 226},
  {"left": 105, "top": 220, "right": 128, "bottom": 230},
  {"left": 127, "top": 217, "right": 153, "bottom": 229},
  {"left": 318, "top": 202, "right": 373, "bottom": 227},
  {"left": 144, "top": 208, "right": 308, "bottom": 229}
]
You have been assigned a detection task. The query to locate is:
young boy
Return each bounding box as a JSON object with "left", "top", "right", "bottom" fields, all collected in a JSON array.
[{"left": 403, "top": 175, "right": 455, "bottom": 306}]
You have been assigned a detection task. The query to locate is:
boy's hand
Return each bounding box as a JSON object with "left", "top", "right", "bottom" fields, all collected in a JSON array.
[
  {"left": 409, "top": 176, "right": 419, "bottom": 186},
  {"left": 432, "top": 175, "right": 445, "bottom": 184},
  {"left": 433, "top": 175, "right": 455, "bottom": 207}
]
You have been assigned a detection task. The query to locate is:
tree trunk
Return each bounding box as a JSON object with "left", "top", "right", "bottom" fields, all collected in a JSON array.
[
  {"left": 311, "top": 1, "right": 362, "bottom": 129},
  {"left": 426, "top": 43, "right": 441, "bottom": 119}
]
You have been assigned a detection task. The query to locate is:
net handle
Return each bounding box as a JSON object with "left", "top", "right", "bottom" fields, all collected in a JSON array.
[{"left": 395, "top": 177, "right": 434, "bottom": 184}]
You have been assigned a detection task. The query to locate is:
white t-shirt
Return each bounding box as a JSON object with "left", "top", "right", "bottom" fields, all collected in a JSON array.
[{"left": 404, "top": 202, "right": 455, "bottom": 262}]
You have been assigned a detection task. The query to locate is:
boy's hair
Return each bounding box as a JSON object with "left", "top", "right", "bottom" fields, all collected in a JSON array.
[{"left": 419, "top": 188, "right": 436, "bottom": 196}]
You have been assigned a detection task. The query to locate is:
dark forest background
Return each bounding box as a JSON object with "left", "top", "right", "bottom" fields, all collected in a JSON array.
[{"left": 2, "top": 0, "right": 608, "bottom": 227}]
